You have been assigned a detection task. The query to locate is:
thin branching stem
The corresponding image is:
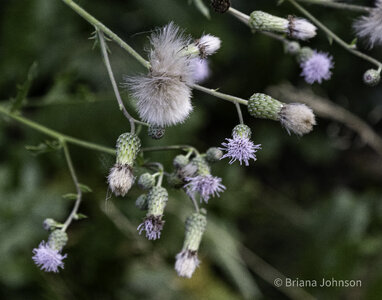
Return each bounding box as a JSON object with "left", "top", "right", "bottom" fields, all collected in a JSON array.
[
  {"left": 295, "top": 0, "right": 372, "bottom": 13},
  {"left": 142, "top": 145, "right": 200, "bottom": 155},
  {"left": 235, "top": 102, "right": 244, "bottom": 124},
  {"left": 189, "top": 195, "right": 200, "bottom": 213},
  {"left": 287, "top": 0, "right": 382, "bottom": 72},
  {"left": 193, "top": 84, "right": 248, "bottom": 105},
  {"left": 61, "top": 142, "right": 83, "bottom": 232},
  {"left": 97, "top": 30, "right": 137, "bottom": 133}
]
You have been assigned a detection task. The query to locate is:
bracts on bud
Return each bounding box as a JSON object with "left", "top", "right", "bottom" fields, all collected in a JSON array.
[
  {"left": 248, "top": 93, "right": 316, "bottom": 136},
  {"left": 137, "top": 186, "right": 168, "bottom": 240},
  {"left": 249, "top": 11, "right": 316, "bottom": 40},
  {"left": 108, "top": 133, "right": 141, "bottom": 197},
  {"left": 363, "top": 69, "right": 381, "bottom": 86},
  {"left": 175, "top": 212, "right": 207, "bottom": 278}
]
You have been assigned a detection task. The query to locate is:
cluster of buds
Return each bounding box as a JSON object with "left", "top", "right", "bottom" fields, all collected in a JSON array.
[
  {"left": 108, "top": 132, "right": 141, "bottom": 197},
  {"left": 175, "top": 212, "right": 207, "bottom": 278}
]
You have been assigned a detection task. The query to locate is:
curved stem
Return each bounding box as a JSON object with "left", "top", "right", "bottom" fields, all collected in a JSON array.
[
  {"left": 60, "top": 0, "right": 150, "bottom": 69},
  {"left": 61, "top": 142, "right": 83, "bottom": 232},
  {"left": 97, "top": 30, "right": 136, "bottom": 133},
  {"left": 235, "top": 102, "right": 244, "bottom": 124},
  {"left": 189, "top": 194, "right": 200, "bottom": 213},
  {"left": 287, "top": 0, "right": 382, "bottom": 71},
  {"left": 295, "top": 0, "right": 372, "bottom": 13},
  {"left": 0, "top": 105, "right": 115, "bottom": 155}
]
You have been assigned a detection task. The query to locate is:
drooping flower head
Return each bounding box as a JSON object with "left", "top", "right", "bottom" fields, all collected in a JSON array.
[
  {"left": 184, "top": 156, "right": 225, "bottom": 203},
  {"left": 175, "top": 212, "right": 207, "bottom": 278},
  {"left": 137, "top": 186, "right": 168, "bottom": 240},
  {"left": 300, "top": 51, "right": 333, "bottom": 84},
  {"left": 220, "top": 124, "right": 261, "bottom": 166},
  {"left": 248, "top": 93, "right": 316, "bottom": 136},
  {"left": 108, "top": 133, "right": 141, "bottom": 197},
  {"left": 32, "top": 230, "right": 68, "bottom": 273},
  {"left": 354, "top": 1, "right": 382, "bottom": 48},
  {"left": 363, "top": 69, "right": 381, "bottom": 86}
]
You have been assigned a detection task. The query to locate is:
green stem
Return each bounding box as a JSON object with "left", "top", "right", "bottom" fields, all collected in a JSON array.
[
  {"left": 288, "top": 0, "right": 382, "bottom": 71},
  {"left": 193, "top": 84, "right": 248, "bottom": 105},
  {"left": 235, "top": 102, "right": 244, "bottom": 124},
  {"left": 97, "top": 30, "right": 136, "bottom": 133},
  {"left": 0, "top": 105, "right": 115, "bottom": 155},
  {"left": 295, "top": 0, "right": 372, "bottom": 13},
  {"left": 60, "top": 0, "right": 150, "bottom": 69},
  {"left": 142, "top": 145, "right": 199, "bottom": 155},
  {"left": 61, "top": 142, "right": 83, "bottom": 232}
]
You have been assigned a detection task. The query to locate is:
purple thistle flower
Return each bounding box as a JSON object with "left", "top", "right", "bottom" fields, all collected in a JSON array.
[
  {"left": 300, "top": 51, "right": 333, "bottom": 84},
  {"left": 185, "top": 175, "right": 225, "bottom": 203},
  {"left": 137, "top": 215, "right": 165, "bottom": 240},
  {"left": 192, "top": 59, "right": 210, "bottom": 83},
  {"left": 32, "top": 241, "right": 67, "bottom": 273},
  {"left": 220, "top": 136, "right": 261, "bottom": 166}
]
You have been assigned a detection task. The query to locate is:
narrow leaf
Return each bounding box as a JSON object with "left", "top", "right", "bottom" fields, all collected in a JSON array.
[
  {"left": 78, "top": 183, "right": 92, "bottom": 193},
  {"left": 193, "top": 0, "right": 210, "bottom": 19},
  {"left": 62, "top": 193, "right": 78, "bottom": 200}
]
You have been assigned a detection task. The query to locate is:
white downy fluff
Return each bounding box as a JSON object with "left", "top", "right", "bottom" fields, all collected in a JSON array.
[
  {"left": 289, "top": 18, "right": 317, "bottom": 40},
  {"left": 175, "top": 250, "right": 200, "bottom": 278},
  {"left": 280, "top": 103, "right": 316, "bottom": 136},
  {"left": 354, "top": 1, "right": 382, "bottom": 48},
  {"left": 196, "top": 34, "right": 221, "bottom": 57},
  {"left": 126, "top": 23, "right": 196, "bottom": 126},
  {"left": 107, "top": 164, "right": 134, "bottom": 196}
]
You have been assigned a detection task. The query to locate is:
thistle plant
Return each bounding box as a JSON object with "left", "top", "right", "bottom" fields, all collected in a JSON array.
[{"left": 0, "top": 0, "right": 379, "bottom": 281}]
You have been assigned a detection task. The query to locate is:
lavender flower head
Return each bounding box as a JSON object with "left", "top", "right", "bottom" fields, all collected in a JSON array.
[
  {"left": 192, "top": 59, "right": 210, "bottom": 83},
  {"left": 185, "top": 174, "right": 225, "bottom": 203},
  {"left": 137, "top": 215, "right": 164, "bottom": 240},
  {"left": 300, "top": 51, "right": 333, "bottom": 84},
  {"left": 32, "top": 241, "right": 67, "bottom": 273}
]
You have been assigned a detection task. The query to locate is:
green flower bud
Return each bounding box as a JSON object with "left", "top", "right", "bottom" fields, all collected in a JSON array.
[
  {"left": 173, "top": 155, "right": 189, "bottom": 169},
  {"left": 147, "top": 186, "right": 168, "bottom": 217},
  {"left": 363, "top": 69, "right": 381, "bottom": 86},
  {"left": 138, "top": 173, "right": 155, "bottom": 190},
  {"left": 250, "top": 11, "right": 288, "bottom": 34},
  {"left": 116, "top": 133, "right": 141, "bottom": 166},
  {"left": 284, "top": 41, "right": 300, "bottom": 54},
  {"left": 248, "top": 93, "right": 283, "bottom": 121},
  {"left": 206, "top": 147, "right": 223, "bottom": 163},
  {"left": 148, "top": 125, "right": 165, "bottom": 140},
  {"left": 191, "top": 156, "right": 210, "bottom": 176},
  {"left": 48, "top": 230, "right": 68, "bottom": 251},
  {"left": 297, "top": 46, "right": 314, "bottom": 63},
  {"left": 183, "top": 213, "right": 207, "bottom": 251},
  {"left": 43, "top": 218, "right": 60, "bottom": 231},
  {"left": 135, "top": 194, "right": 148, "bottom": 210},
  {"left": 232, "top": 124, "right": 252, "bottom": 139}
]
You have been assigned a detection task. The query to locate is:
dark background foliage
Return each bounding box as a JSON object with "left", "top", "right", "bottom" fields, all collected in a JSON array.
[{"left": 0, "top": 0, "right": 381, "bottom": 299}]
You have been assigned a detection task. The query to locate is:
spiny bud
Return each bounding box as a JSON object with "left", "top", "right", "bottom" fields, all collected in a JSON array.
[
  {"left": 138, "top": 186, "right": 169, "bottom": 240},
  {"left": 148, "top": 125, "right": 165, "bottom": 140},
  {"left": 249, "top": 11, "right": 316, "bottom": 40},
  {"left": 284, "top": 41, "right": 300, "bottom": 55},
  {"left": 175, "top": 213, "right": 207, "bottom": 278},
  {"left": 48, "top": 230, "right": 68, "bottom": 251},
  {"left": 173, "top": 155, "right": 190, "bottom": 169},
  {"left": 138, "top": 173, "right": 155, "bottom": 190},
  {"left": 248, "top": 93, "right": 316, "bottom": 136},
  {"left": 135, "top": 194, "right": 148, "bottom": 210},
  {"left": 248, "top": 93, "right": 283, "bottom": 121},
  {"left": 116, "top": 133, "right": 141, "bottom": 166},
  {"left": 363, "top": 69, "right": 381, "bottom": 86},
  {"left": 206, "top": 147, "right": 223, "bottom": 163},
  {"left": 232, "top": 124, "right": 252, "bottom": 139},
  {"left": 43, "top": 218, "right": 60, "bottom": 231},
  {"left": 191, "top": 156, "right": 210, "bottom": 176},
  {"left": 297, "top": 46, "right": 314, "bottom": 63},
  {"left": 210, "top": 0, "right": 231, "bottom": 13}
]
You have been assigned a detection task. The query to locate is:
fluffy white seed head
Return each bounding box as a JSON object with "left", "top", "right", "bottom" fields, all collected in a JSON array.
[
  {"left": 175, "top": 250, "right": 200, "bottom": 278},
  {"left": 289, "top": 17, "right": 317, "bottom": 40},
  {"left": 126, "top": 23, "right": 196, "bottom": 126},
  {"left": 354, "top": 1, "right": 382, "bottom": 48},
  {"left": 108, "top": 164, "right": 134, "bottom": 196},
  {"left": 280, "top": 103, "right": 316, "bottom": 136},
  {"left": 196, "top": 34, "right": 221, "bottom": 57}
]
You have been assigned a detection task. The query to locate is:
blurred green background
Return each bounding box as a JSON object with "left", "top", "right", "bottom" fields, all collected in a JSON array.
[{"left": 1, "top": 0, "right": 382, "bottom": 299}]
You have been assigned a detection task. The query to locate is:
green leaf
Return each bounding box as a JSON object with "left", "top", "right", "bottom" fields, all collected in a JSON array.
[
  {"left": 25, "top": 140, "right": 62, "bottom": 156},
  {"left": 192, "top": 0, "right": 210, "bottom": 19},
  {"left": 277, "top": 0, "right": 285, "bottom": 5},
  {"left": 74, "top": 213, "right": 88, "bottom": 220},
  {"left": 62, "top": 193, "right": 78, "bottom": 200},
  {"left": 350, "top": 38, "right": 358, "bottom": 49},
  {"left": 78, "top": 183, "right": 92, "bottom": 193},
  {"left": 10, "top": 62, "right": 38, "bottom": 113},
  {"left": 327, "top": 35, "right": 333, "bottom": 45}
]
